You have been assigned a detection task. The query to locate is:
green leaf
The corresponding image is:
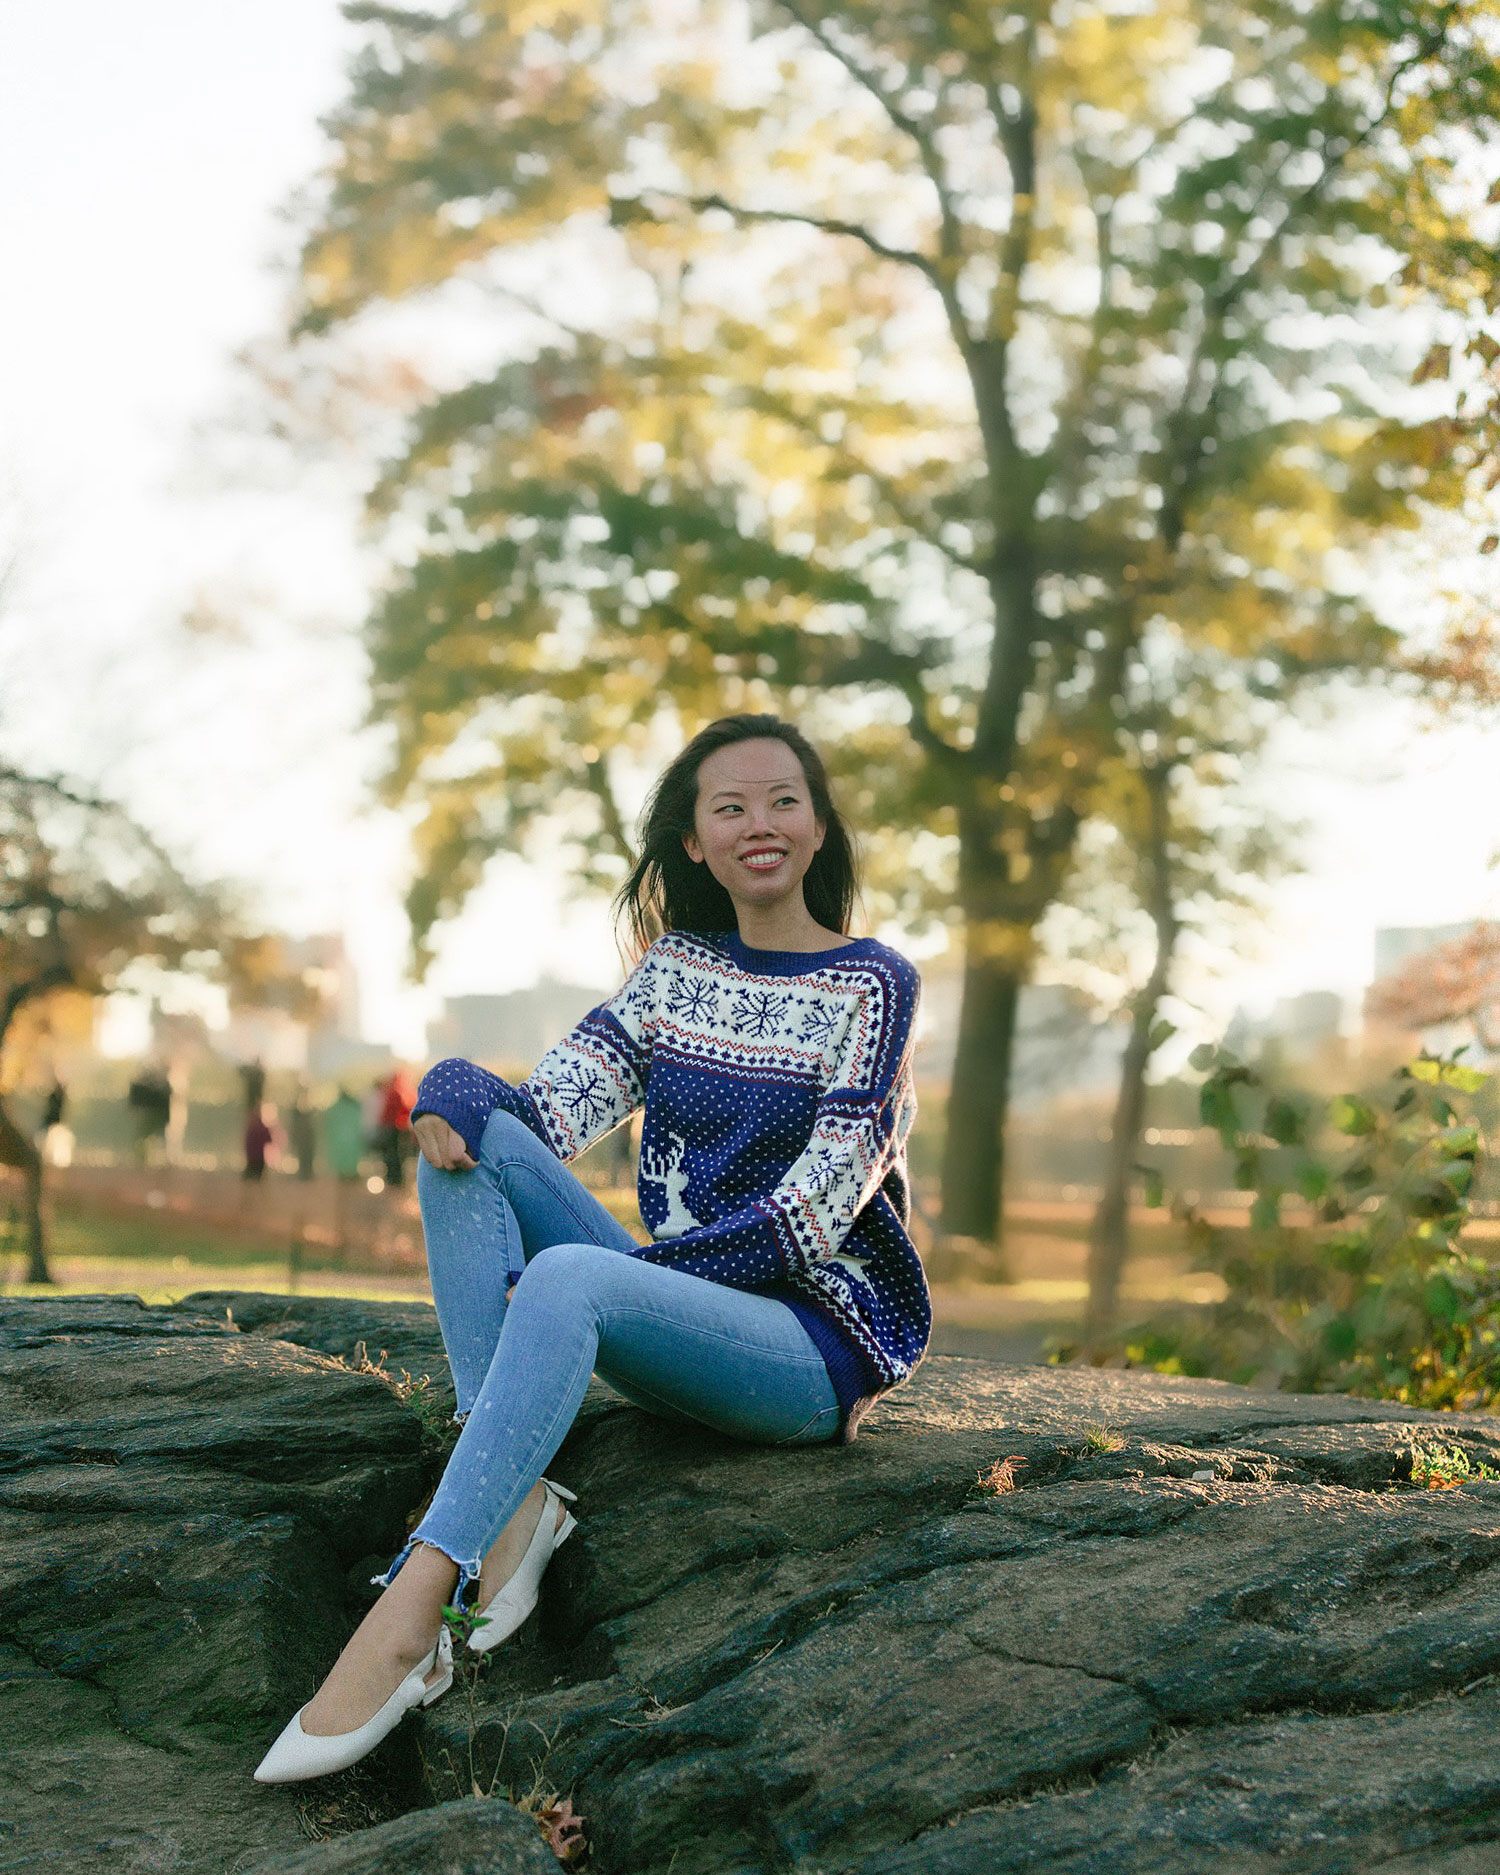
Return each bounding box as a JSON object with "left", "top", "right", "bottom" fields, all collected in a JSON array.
[
  {"left": 1321, "top": 1314, "right": 1357, "bottom": 1359},
  {"left": 1136, "top": 1164, "right": 1166, "bottom": 1209},
  {"left": 1437, "top": 1161, "right": 1474, "bottom": 1198},
  {"left": 1409, "top": 1058, "right": 1442, "bottom": 1084},
  {"left": 1442, "top": 1063, "right": 1488, "bottom": 1094},
  {"left": 1424, "top": 1271, "right": 1460, "bottom": 1323},
  {"left": 1147, "top": 1017, "right": 1176, "bottom": 1052},
  {"left": 1296, "top": 1161, "right": 1329, "bottom": 1202},
  {"left": 1264, "top": 1095, "right": 1303, "bottom": 1146},
  {"left": 1330, "top": 1095, "right": 1377, "bottom": 1136},
  {"left": 1250, "top": 1190, "right": 1281, "bottom": 1231},
  {"left": 1189, "top": 1042, "right": 1219, "bottom": 1073},
  {"left": 1436, "top": 1125, "right": 1480, "bottom": 1159}
]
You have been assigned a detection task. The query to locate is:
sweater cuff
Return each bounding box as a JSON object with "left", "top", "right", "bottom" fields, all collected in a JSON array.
[
  {"left": 411, "top": 1058, "right": 513, "bottom": 1160},
  {"left": 410, "top": 1093, "right": 484, "bottom": 1161}
]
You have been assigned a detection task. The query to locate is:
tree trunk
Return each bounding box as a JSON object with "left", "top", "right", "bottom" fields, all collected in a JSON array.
[
  {"left": 1084, "top": 761, "right": 1178, "bottom": 1350},
  {"left": 1083, "top": 990, "right": 1159, "bottom": 1349},
  {"left": 23, "top": 1155, "right": 48, "bottom": 1285},
  {"left": 938, "top": 945, "right": 1021, "bottom": 1262},
  {"left": 0, "top": 1097, "right": 50, "bottom": 1285}
]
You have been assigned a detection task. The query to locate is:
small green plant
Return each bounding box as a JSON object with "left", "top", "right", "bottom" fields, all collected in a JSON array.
[
  {"left": 1404, "top": 1434, "right": 1500, "bottom": 1490},
  {"left": 349, "top": 1342, "right": 458, "bottom": 1458},
  {"left": 424, "top": 1608, "right": 590, "bottom": 1865},
  {"left": 1079, "top": 1422, "right": 1125, "bottom": 1454},
  {"left": 1081, "top": 1047, "right": 1500, "bottom": 1413}
]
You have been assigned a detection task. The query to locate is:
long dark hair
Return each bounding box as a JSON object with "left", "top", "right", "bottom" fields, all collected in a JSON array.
[{"left": 613, "top": 714, "right": 859, "bottom": 963}]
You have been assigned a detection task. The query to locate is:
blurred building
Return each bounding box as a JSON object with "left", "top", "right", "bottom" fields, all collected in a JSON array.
[
  {"left": 912, "top": 952, "right": 1129, "bottom": 1108},
  {"left": 1373, "top": 922, "right": 1477, "bottom": 981},
  {"left": 427, "top": 976, "right": 611, "bottom": 1069},
  {"left": 1226, "top": 989, "right": 1348, "bottom": 1055},
  {"left": 219, "top": 934, "right": 389, "bottom": 1077}
]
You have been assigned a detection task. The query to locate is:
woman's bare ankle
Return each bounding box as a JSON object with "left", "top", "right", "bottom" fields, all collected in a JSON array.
[
  {"left": 383, "top": 1543, "right": 461, "bottom": 1638},
  {"left": 299, "top": 1546, "right": 460, "bottom": 1735}
]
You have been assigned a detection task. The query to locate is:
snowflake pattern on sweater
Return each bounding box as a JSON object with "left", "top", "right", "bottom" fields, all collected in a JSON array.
[{"left": 412, "top": 928, "right": 929, "bottom": 1441}]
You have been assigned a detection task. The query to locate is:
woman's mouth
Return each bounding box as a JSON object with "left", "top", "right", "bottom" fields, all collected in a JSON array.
[{"left": 739, "top": 849, "right": 788, "bottom": 872}]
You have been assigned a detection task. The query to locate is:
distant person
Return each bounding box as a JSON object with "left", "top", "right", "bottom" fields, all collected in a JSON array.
[
  {"left": 324, "top": 1084, "right": 367, "bottom": 1260},
  {"left": 288, "top": 1080, "right": 317, "bottom": 1181},
  {"left": 37, "top": 1079, "right": 73, "bottom": 1170},
  {"left": 163, "top": 1060, "right": 190, "bottom": 1166},
  {"left": 373, "top": 1069, "right": 416, "bottom": 1188},
  {"left": 239, "top": 1058, "right": 266, "bottom": 1115},
  {"left": 242, "top": 1103, "right": 276, "bottom": 1182},
  {"left": 126, "top": 1065, "right": 172, "bottom": 1168},
  {"left": 324, "top": 1087, "right": 367, "bottom": 1185}
]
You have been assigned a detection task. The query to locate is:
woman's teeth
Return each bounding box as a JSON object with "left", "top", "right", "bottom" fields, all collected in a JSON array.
[{"left": 741, "top": 851, "right": 786, "bottom": 869}]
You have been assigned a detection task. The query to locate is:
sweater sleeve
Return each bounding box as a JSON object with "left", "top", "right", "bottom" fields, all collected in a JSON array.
[
  {"left": 629, "top": 956, "right": 920, "bottom": 1289},
  {"left": 412, "top": 942, "right": 661, "bottom": 1163}
]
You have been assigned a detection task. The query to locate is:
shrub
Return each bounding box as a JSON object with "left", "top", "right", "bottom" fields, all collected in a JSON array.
[{"left": 1057, "top": 1047, "right": 1500, "bottom": 1411}]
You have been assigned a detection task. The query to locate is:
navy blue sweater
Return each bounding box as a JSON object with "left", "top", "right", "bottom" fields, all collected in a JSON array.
[{"left": 412, "top": 928, "right": 929, "bottom": 1440}]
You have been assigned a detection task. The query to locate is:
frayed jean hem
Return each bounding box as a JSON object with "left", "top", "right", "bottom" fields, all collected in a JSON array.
[{"left": 370, "top": 1535, "right": 483, "bottom": 1610}]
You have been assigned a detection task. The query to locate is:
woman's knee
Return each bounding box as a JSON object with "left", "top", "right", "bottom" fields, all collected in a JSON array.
[
  {"left": 510, "top": 1240, "right": 618, "bottom": 1303},
  {"left": 478, "top": 1108, "right": 549, "bottom": 1167}
]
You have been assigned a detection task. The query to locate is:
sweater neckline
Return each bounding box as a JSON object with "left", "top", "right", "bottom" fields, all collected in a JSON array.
[{"left": 723, "top": 930, "right": 875, "bottom": 977}]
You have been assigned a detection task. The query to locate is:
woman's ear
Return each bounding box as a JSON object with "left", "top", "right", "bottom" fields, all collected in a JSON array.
[{"left": 682, "top": 830, "right": 703, "bottom": 864}]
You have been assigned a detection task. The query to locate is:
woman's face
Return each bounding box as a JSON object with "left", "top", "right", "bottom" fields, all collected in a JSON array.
[{"left": 682, "top": 737, "right": 826, "bottom": 915}]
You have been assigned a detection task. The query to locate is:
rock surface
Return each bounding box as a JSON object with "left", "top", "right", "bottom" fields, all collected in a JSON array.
[
  {"left": 241, "top": 1796, "right": 559, "bottom": 1874},
  {"left": 5, "top": 1290, "right": 1500, "bottom": 1874}
]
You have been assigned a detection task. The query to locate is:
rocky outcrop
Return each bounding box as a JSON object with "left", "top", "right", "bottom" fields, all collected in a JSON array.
[
  {"left": 0, "top": 1294, "right": 433, "bottom": 1872},
  {"left": 4, "top": 1291, "right": 1500, "bottom": 1874}
]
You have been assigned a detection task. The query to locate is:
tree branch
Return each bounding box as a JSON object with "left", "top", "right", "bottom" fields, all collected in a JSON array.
[
  {"left": 808, "top": 636, "right": 969, "bottom": 766},
  {"left": 982, "top": 18, "right": 1040, "bottom": 350},
  {"left": 771, "top": 3, "right": 969, "bottom": 301},
  {"left": 613, "top": 190, "right": 943, "bottom": 290},
  {"left": 585, "top": 753, "right": 633, "bottom": 865}
]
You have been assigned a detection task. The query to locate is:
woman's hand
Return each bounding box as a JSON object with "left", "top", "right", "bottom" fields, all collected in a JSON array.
[{"left": 412, "top": 1113, "right": 477, "bottom": 1171}]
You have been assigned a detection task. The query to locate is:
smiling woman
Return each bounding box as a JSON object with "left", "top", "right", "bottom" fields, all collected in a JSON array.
[
  {"left": 679, "top": 742, "right": 844, "bottom": 939},
  {"left": 254, "top": 713, "right": 928, "bottom": 1786}
]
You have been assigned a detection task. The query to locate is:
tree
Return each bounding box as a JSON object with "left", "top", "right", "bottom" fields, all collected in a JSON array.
[
  {"left": 1031, "top": 627, "right": 1294, "bottom": 1343},
  {"left": 1367, "top": 921, "right": 1500, "bottom": 1049},
  {"left": 273, "top": 0, "right": 1498, "bottom": 1244},
  {"left": 0, "top": 765, "right": 256, "bottom": 1282}
]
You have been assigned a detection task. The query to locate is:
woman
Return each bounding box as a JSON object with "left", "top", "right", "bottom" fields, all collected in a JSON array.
[{"left": 254, "top": 713, "right": 928, "bottom": 1783}]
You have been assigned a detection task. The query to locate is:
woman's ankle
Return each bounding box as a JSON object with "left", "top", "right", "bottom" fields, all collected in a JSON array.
[{"left": 377, "top": 1542, "right": 461, "bottom": 1638}]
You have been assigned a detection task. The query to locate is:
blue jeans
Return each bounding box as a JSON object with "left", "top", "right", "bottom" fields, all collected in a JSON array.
[{"left": 374, "top": 1109, "right": 840, "bottom": 1604}]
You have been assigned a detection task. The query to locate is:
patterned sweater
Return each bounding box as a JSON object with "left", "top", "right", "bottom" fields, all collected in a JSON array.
[{"left": 413, "top": 927, "right": 929, "bottom": 1441}]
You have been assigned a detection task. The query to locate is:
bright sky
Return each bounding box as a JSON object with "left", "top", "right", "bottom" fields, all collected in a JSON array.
[{"left": 0, "top": 3, "right": 1494, "bottom": 1062}]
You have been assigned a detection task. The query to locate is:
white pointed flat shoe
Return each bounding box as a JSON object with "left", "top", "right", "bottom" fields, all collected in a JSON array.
[
  {"left": 467, "top": 1478, "right": 578, "bottom": 1655},
  {"left": 252, "top": 1628, "right": 452, "bottom": 1784}
]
